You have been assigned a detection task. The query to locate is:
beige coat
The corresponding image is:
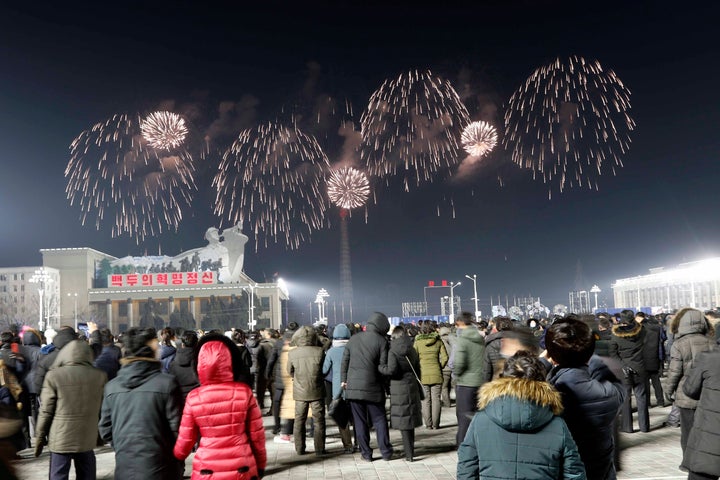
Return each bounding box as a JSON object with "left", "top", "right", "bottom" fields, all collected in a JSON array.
[{"left": 35, "top": 340, "right": 107, "bottom": 453}]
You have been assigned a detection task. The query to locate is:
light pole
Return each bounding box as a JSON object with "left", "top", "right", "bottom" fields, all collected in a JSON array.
[
  {"left": 29, "top": 268, "right": 53, "bottom": 331},
  {"left": 465, "top": 274, "right": 479, "bottom": 319},
  {"left": 245, "top": 284, "right": 257, "bottom": 330},
  {"left": 449, "top": 281, "right": 461, "bottom": 323},
  {"left": 590, "top": 285, "right": 601, "bottom": 312},
  {"left": 67, "top": 293, "right": 78, "bottom": 331},
  {"left": 315, "top": 288, "right": 329, "bottom": 324}
]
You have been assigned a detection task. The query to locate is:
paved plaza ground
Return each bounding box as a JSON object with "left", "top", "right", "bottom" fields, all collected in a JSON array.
[{"left": 13, "top": 402, "right": 684, "bottom": 480}]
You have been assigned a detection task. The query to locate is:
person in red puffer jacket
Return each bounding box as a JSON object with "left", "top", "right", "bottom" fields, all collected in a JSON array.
[{"left": 174, "top": 333, "right": 266, "bottom": 479}]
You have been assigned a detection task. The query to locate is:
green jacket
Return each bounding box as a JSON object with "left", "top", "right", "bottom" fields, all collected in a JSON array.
[
  {"left": 413, "top": 333, "right": 448, "bottom": 385},
  {"left": 35, "top": 340, "right": 107, "bottom": 453},
  {"left": 453, "top": 327, "right": 485, "bottom": 387},
  {"left": 288, "top": 326, "right": 325, "bottom": 401},
  {"left": 457, "top": 377, "right": 586, "bottom": 480}
]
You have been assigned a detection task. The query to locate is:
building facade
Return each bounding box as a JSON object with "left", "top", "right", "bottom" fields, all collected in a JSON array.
[
  {"left": 0, "top": 266, "right": 60, "bottom": 329},
  {"left": 612, "top": 258, "right": 720, "bottom": 311}
]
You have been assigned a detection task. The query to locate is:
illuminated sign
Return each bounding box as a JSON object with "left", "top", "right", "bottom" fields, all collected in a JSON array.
[{"left": 108, "top": 272, "right": 216, "bottom": 288}]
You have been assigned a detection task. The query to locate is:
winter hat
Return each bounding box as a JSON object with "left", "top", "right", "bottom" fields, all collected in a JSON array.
[
  {"left": 332, "top": 324, "right": 351, "bottom": 339},
  {"left": 367, "top": 312, "right": 390, "bottom": 335}
]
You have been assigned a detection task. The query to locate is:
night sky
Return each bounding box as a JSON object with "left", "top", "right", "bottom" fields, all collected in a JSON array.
[{"left": 1, "top": 2, "right": 719, "bottom": 323}]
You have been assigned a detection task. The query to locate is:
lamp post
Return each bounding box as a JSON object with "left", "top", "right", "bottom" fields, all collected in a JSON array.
[
  {"left": 67, "top": 293, "right": 78, "bottom": 331},
  {"left": 449, "top": 281, "right": 461, "bottom": 323},
  {"left": 315, "top": 288, "right": 329, "bottom": 324},
  {"left": 29, "top": 268, "right": 53, "bottom": 331},
  {"left": 590, "top": 285, "right": 601, "bottom": 312},
  {"left": 465, "top": 274, "right": 479, "bottom": 319},
  {"left": 245, "top": 284, "right": 257, "bottom": 330}
]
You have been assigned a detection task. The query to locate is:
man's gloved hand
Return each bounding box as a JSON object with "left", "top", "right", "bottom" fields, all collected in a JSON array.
[{"left": 34, "top": 438, "right": 46, "bottom": 457}]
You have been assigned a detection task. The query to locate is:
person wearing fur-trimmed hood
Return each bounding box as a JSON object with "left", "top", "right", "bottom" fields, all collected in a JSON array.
[{"left": 457, "top": 350, "right": 586, "bottom": 480}]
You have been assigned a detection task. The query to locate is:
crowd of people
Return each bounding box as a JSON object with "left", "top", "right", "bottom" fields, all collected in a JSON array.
[{"left": 0, "top": 306, "right": 718, "bottom": 479}]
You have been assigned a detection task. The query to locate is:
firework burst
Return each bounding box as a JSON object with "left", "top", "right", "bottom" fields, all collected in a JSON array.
[
  {"left": 65, "top": 113, "right": 196, "bottom": 242},
  {"left": 360, "top": 69, "right": 470, "bottom": 191},
  {"left": 141, "top": 111, "right": 189, "bottom": 150},
  {"left": 213, "top": 121, "right": 330, "bottom": 250},
  {"left": 503, "top": 56, "right": 635, "bottom": 194},
  {"left": 327, "top": 167, "right": 370, "bottom": 210},
  {"left": 461, "top": 121, "right": 498, "bottom": 158}
]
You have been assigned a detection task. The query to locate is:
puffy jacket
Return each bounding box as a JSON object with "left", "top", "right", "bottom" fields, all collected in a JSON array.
[
  {"left": 380, "top": 335, "right": 422, "bottom": 431},
  {"left": 413, "top": 332, "right": 448, "bottom": 385},
  {"left": 666, "top": 308, "right": 716, "bottom": 409},
  {"left": 174, "top": 337, "right": 267, "bottom": 480},
  {"left": 454, "top": 327, "right": 486, "bottom": 387},
  {"left": 682, "top": 348, "right": 720, "bottom": 476},
  {"left": 641, "top": 321, "right": 663, "bottom": 372},
  {"left": 548, "top": 356, "right": 625, "bottom": 480},
  {"left": 322, "top": 324, "right": 350, "bottom": 399},
  {"left": 20, "top": 329, "right": 43, "bottom": 395},
  {"left": 246, "top": 336, "right": 268, "bottom": 378},
  {"left": 457, "top": 377, "right": 586, "bottom": 480},
  {"left": 593, "top": 329, "right": 612, "bottom": 358},
  {"left": 439, "top": 327, "right": 455, "bottom": 374},
  {"left": 288, "top": 326, "right": 325, "bottom": 401},
  {"left": 99, "top": 357, "right": 183, "bottom": 480},
  {"left": 341, "top": 313, "right": 390, "bottom": 403},
  {"left": 168, "top": 346, "right": 199, "bottom": 401},
  {"left": 160, "top": 344, "right": 176, "bottom": 373},
  {"left": 33, "top": 327, "right": 78, "bottom": 394},
  {"left": 278, "top": 343, "right": 296, "bottom": 420},
  {"left": 482, "top": 330, "right": 512, "bottom": 382},
  {"left": 609, "top": 322, "right": 647, "bottom": 377},
  {"left": 94, "top": 344, "right": 121, "bottom": 381},
  {"left": 35, "top": 340, "right": 107, "bottom": 453}
]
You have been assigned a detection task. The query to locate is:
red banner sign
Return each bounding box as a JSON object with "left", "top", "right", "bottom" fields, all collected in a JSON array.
[{"left": 107, "top": 271, "right": 216, "bottom": 288}]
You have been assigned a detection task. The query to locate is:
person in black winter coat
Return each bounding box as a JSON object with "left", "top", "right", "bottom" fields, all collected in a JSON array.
[
  {"left": 168, "top": 330, "right": 200, "bottom": 403},
  {"left": 340, "top": 312, "right": 393, "bottom": 462},
  {"left": 682, "top": 347, "right": 720, "bottom": 480},
  {"left": 99, "top": 327, "right": 183, "bottom": 480},
  {"left": 636, "top": 313, "right": 666, "bottom": 407},
  {"left": 609, "top": 310, "right": 649, "bottom": 433},
  {"left": 379, "top": 324, "right": 422, "bottom": 462},
  {"left": 20, "top": 329, "right": 43, "bottom": 428},
  {"left": 246, "top": 331, "right": 269, "bottom": 409},
  {"left": 546, "top": 317, "right": 625, "bottom": 480},
  {"left": 93, "top": 328, "right": 121, "bottom": 381},
  {"left": 482, "top": 317, "right": 515, "bottom": 382}
]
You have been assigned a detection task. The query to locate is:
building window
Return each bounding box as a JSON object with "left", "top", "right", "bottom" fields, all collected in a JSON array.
[
  {"left": 261, "top": 297, "right": 270, "bottom": 309},
  {"left": 119, "top": 302, "right": 128, "bottom": 317},
  {"left": 20, "top": 273, "right": 24, "bottom": 281}
]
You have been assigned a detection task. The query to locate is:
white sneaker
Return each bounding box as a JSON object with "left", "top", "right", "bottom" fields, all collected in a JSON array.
[{"left": 273, "top": 435, "right": 292, "bottom": 444}]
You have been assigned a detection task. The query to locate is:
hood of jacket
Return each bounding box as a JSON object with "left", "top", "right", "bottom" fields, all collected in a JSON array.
[
  {"left": 22, "top": 329, "right": 42, "bottom": 347},
  {"left": 674, "top": 308, "right": 711, "bottom": 339},
  {"left": 116, "top": 358, "right": 162, "bottom": 389},
  {"left": 332, "top": 324, "right": 351, "bottom": 339},
  {"left": 484, "top": 330, "right": 510, "bottom": 345},
  {"left": 478, "top": 377, "right": 563, "bottom": 432},
  {"left": 611, "top": 321, "right": 642, "bottom": 339},
  {"left": 53, "top": 339, "right": 94, "bottom": 368},
  {"left": 390, "top": 334, "right": 414, "bottom": 356},
  {"left": 415, "top": 332, "right": 440, "bottom": 346},
  {"left": 366, "top": 312, "right": 390, "bottom": 336},
  {"left": 292, "top": 325, "right": 318, "bottom": 347},
  {"left": 160, "top": 344, "right": 176, "bottom": 361},
  {"left": 459, "top": 326, "right": 484, "bottom": 344},
  {"left": 53, "top": 328, "right": 78, "bottom": 350},
  {"left": 197, "top": 340, "right": 234, "bottom": 385},
  {"left": 174, "top": 346, "right": 194, "bottom": 367}
]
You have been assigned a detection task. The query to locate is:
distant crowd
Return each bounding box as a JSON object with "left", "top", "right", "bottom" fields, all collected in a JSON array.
[{"left": 0, "top": 307, "right": 719, "bottom": 480}]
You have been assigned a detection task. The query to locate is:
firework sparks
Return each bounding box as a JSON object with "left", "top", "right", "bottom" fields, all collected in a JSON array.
[
  {"left": 213, "top": 121, "right": 330, "bottom": 250},
  {"left": 360, "top": 69, "right": 470, "bottom": 191},
  {"left": 461, "top": 121, "right": 498, "bottom": 158},
  {"left": 503, "top": 56, "right": 635, "bottom": 194},
  {"left": 328, "top": 167, "right": 370, "bottom": 210},
  {"left": 141, "top": 111, "right": 189, "bottom": 150},
  {"left": 65, "top": 113, "right": 196, "bottom": 242}
]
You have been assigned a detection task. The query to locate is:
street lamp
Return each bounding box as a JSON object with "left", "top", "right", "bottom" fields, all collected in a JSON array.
[
  {"left": 29, "top": 268, "right": 53, "bottom": 331},
  {"left": 465, "top": 274, "right": 479, "bottom": 319},
  {"left": 245, "top": 284, "right": 257, "bottom": 330},
  {"left": 68, "top": 292, "right": 78, "bottom": 331},
  {"left": 315, "top": 288, "right": 329, "bottom": 324},
  {"left": 590, "top": 285, "right": 602, "bottom": 311},
  {"left": 449, "top": 281, "right": 461, "bottom": 323}
]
